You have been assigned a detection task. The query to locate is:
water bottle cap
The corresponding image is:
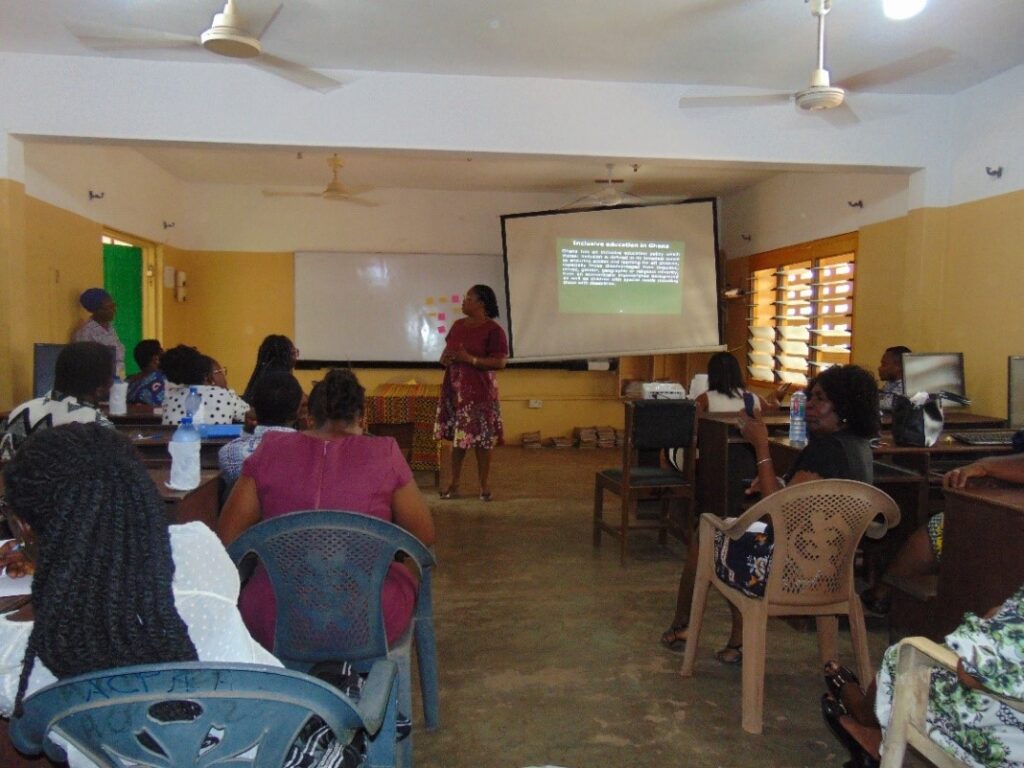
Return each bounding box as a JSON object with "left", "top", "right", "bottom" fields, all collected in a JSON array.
[
  {"left": 188, "top": 386, "right": 199, "bottom": 394},
  {"left": 180, "top": 416, "right": 193, "bottom": 426}
]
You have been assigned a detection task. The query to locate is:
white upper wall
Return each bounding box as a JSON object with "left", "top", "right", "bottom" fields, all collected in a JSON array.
[
  {"left": 3, "top": 53, "right": 1022, "bottom": 255},
  {"left": 0, "top": 53, "right": 962, "bottom": 192}
]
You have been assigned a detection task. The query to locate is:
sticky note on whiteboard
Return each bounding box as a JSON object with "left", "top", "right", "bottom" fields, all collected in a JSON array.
[
  {"left": 451, "top": 295, "right": 460, "bottom": 303},
  {"left": 425, "top": 297, "right": 434, "bottom": 305},
  {"left": 438, "top": 326, "right": 446, "bottom": 335},
  {"left": 438, "top": 313, "right": 446, "bottom": 321}
]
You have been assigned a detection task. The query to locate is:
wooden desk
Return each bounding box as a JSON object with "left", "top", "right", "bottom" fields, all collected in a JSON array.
[
  {"left": 363, "top": 383, "right": 442, "bottom": 483},
  {"left": 695, "top": 414, "right": 790, "bottom": 518},
  {"left": 121, "top": 426, "right": 233, "bottom": 469},
  {"left": 932, "top": 485, "right": 1024, "bottom": 639},
  {"left": 149, "top": 468, "right": 221, "bottom": 529},
  {"left": 104, "top": 404, "right": 163, "bottom": 425}
]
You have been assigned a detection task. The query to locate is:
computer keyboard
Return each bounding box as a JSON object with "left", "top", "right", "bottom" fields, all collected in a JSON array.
[{"left": 951, "top": 430, "right": 1017, "bottom": 446}]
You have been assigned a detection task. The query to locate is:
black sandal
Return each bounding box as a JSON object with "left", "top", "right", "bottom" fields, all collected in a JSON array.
[
  {"left": 714, "top": 642, "right": 743, "bottom": 665},
  {"left": 860, "top": 587, "right": 892, "bottom": 616},
  {"left": 820, "top": 694, "right": 880, "bottom": 768},
  {"left": 824, "top": 661, "right": 861, "bottom": 701},
  {"left": 660, "top": 624, "right": 688, "bottom": 653}
]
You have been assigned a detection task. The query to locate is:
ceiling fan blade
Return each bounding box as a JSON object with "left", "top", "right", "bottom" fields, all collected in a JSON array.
[
  {"left": 253, "top": 3, "right": 284, "bottom": 40},
  {"left": 817, "top": 101, "right": 860, "bottom": 127},
  {"left": 678, "top": 93, "right": 792, "bottom": 109},
  {"left": 326, "top": 195, "right": 378, "bottom": 207},
  {"left": 262, "top": 189, "right": 322, "bottom": 197},
  {"left": 835, "top": 47, "right": 955, "bottom": 93},
  {"left": 68, "top": 20, "right": 198, "bottom": 52},
  {"left": 250, "top": 53, "right": 344, "bottom": 92}
]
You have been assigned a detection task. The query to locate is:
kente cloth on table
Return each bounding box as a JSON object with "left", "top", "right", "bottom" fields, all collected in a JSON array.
[{"left": 364, "top": 383, "right": 442, "bottom": 472}]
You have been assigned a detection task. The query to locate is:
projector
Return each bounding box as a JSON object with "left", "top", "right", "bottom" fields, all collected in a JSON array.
[{"left": 641, "top": 382, "right": 687, "bottom": 400}]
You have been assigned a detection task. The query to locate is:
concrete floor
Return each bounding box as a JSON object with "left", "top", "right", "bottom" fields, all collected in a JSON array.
[{"left": 410, "top": 447, "right": 909, "bottom": 768}]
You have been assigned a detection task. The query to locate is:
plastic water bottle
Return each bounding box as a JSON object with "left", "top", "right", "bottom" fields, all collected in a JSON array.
[
  {"left": 168, "top": 416, "right": 201, "bottom": 490},
  {"left": 184, "top": 386, "right": 203, "bottom": 423},
  {"left": 108, "top": 376, "right": 128, "bottom": 415},
  {"left": 789, "top": 390, "right": 807, "bottom": 446}
]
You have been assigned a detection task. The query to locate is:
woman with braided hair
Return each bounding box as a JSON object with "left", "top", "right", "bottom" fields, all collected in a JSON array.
[{"left": 0, "top": 423, "right": 279, "bottom": 766}]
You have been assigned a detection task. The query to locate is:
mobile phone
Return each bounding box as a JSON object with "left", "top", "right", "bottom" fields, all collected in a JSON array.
[{"left": 743, "top": 391, "right": 756, "bottom": 417}]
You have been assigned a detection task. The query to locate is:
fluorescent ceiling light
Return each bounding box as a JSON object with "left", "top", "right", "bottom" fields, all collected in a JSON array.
[{"left": 883, "top": 0, "right": 927, "bottom": 20}]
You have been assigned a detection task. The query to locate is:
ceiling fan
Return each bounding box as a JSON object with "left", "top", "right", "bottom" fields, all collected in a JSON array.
[
  {"left": 561, "top": 164, "right": 652, "bottom": 209},
  {"left": 677, "top": 0, "right": 952, "bottom": 125},
  {"left": 68, "top": 0, "right": 343, "bottom": 93},
  {"left": 262, "top": 154, "right": 376, "bottom": 206}
]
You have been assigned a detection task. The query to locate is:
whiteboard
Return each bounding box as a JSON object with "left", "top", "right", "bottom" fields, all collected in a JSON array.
[{"left": 295, "top": 252, "right": 508, "bottom": 363}]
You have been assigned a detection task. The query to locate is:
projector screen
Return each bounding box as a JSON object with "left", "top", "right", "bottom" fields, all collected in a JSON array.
[{"left": 501, "top": 199, "right": 722, "bottom": 360}]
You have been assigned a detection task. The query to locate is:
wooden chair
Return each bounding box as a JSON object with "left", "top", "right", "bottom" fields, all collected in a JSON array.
[
  {"left": 681, "top": 479, "right": 900, "bottom": 734},
  {"left": 880, "top": 636, "right": 1024, "bottom": 767},
  {"left": 593, "top": 399, "right": 697, "bottom": 565}
]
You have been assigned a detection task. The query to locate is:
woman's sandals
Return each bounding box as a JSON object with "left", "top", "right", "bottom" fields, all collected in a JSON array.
[
  {"left": 439, "top": 486, "right": 459, "bottom": 500},
  {"left": 660, "top": 624, "right": 689, "bottom": 652},
  {"left": 715, "top": 642, "right": 743, "bottom": 665}
]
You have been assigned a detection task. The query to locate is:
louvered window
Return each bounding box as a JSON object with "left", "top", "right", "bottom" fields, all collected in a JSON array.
[{"left": 747, "top": 253, "right": 854, "bottom": 386}]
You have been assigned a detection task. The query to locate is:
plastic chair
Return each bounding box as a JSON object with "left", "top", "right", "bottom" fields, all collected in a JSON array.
[
  {"left": 227, "top": 510, "right": 438, "bottom": 767},
  {"left": 593, "top": 399, "right": 698, "bottom": 564},
  {"left": 681, "top": 479, "right": 900, "bottom": 734},
  {"left": 10, "top": 660, "right": 398, "bottom": 768},
  {"left": 880, "top": 636, "right": 1024, "bottom": 767}
]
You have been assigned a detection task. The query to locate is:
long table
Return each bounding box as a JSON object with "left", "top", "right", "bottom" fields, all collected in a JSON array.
[
  {"left": 363, "top": 383, "right": 442, "bottom": 483},
  {"left": 697, "top": 411, "right": 1009, "bottom": 521},
  {"left": 119, "top": 424, "right": 234, "bottom": 469}
]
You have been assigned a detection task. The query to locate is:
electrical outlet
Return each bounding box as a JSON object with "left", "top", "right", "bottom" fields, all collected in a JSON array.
[{"left": 528, "top": 399, "right": 543, "bottom": 409}]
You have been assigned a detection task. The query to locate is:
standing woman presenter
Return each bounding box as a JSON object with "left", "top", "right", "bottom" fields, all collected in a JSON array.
[{"left": 435, "top": 284, "right": 508, "bottom": 501}]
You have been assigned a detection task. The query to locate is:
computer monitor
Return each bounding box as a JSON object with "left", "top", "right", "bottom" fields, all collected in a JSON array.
[
  {"left": 1009, "top": 356, "right": 1024, "bottom": 428},
  {"left": 33, "top": 343, "right": 66, "bottom": 398},
  {"left": 901, "top": 352, "right": 967, "bottom": 405}
]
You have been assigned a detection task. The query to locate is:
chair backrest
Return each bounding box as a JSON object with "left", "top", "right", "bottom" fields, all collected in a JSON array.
[
  {"left": 227, "top": 510, "right": 435, "bottom": 667},
  {"left": 626, "top": 399, "right": 697, "bottom": 452},
  {"left": 750, "top": 479, "right": 899, "bottom": 606},
  {"left": 9, "top": 661, "right": 392, "bottom": 768}
]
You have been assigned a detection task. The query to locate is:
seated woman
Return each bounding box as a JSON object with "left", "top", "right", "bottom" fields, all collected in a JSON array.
[
  {"left": 125, "top": 338, "right": 166, "bottom": 406},
  {"left": 822, "top": 583, "right": 1024, "bottom": 768},
  {"left": 160, "top": 344, "right": 250, "bottom": 425},
  {"left": 0, "top": 423, "right": 279, "bottom": 767},
  {"left": 662, "top": 364, "right": 878, "bottom": 659},
  {"left": 664, "top": 351, "right": 765, "bottom": 474},
  {"left": 860, "top": 452, "right": 1024, "bottom": 615},
  {"left": 243, "top": 334, "right": 299, "bottom": 403},
  {"left": 218, "top": 368, "right": 436, "bottom": 652}
]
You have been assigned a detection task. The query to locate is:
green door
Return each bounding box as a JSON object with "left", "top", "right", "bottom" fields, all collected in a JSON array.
[{"left": 103, "top": 243, "right": 143, "bottom": 376}]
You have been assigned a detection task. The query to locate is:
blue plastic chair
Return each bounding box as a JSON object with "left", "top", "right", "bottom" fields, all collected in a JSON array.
[
  {"left": 10, "top": 660, "right": 398, "bottom": 768},
  {"left": 227, "top": 510, "right": 439, "bottom": 767}
]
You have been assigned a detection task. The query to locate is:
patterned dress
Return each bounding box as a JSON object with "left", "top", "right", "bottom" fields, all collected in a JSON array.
[
  {"left": 434, "top": 319, "right": 508, "bottom": 449},
  {"left": 876, "top": 584, "right": 1024, "bottom": 767},
  {"left": 0, "top": 391, "right": 113, "bottom": 461}
]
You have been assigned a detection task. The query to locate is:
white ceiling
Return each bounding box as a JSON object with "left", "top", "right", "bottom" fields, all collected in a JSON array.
[{"left": 4, "top": 0, "right": 1022, "bottom": 195}]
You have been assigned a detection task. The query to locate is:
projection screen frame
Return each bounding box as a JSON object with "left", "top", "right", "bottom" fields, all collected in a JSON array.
[{"left": 500, "top": 198, "right": 723, "bottom": 361}]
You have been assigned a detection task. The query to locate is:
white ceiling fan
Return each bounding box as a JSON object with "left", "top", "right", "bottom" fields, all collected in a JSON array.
[
  {"left": 678, "top": 0, "right": 952, "bottom": 125},
  {"left": 561, "top": 164, "right": 653, "bottom": 209},
  {"left": 68, "top": 1, "right": 343, "bottom": 93},
  {"left": 262, "top": 154, "right": 376, "bottom": 206}
]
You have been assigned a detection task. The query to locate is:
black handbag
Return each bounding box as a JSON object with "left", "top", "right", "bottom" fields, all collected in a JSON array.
[{"left": 891, "top": 394, "right": 944, "bottom": 447}]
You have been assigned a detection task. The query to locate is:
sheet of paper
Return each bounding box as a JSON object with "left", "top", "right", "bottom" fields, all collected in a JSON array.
[{"left": 0, "top": 572, "right": 32, "bottom": 597}]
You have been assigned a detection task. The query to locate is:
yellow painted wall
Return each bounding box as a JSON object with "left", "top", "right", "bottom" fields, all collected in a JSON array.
[
  {"left": 0, "top": 192, "right": 103, "bottom": 408},
  {"left": 851, "top": 190, "right": 1024, "bottom": 418},
  {"left": 160, "top": 247, "right": 295, "bottom": 398}
]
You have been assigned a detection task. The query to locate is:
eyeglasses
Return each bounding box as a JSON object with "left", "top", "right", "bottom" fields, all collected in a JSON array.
[{"left": 213, "top": 367, "right": 228, "bottom": 376}]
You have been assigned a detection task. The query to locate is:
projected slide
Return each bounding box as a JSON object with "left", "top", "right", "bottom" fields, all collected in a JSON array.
[{"left": 558, "top": 237, "right": 683, "bottom": 314}]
